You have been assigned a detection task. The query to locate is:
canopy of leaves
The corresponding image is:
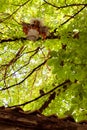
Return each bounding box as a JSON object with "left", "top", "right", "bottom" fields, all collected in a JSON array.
[{"left": 0, "top": 0, "right": 87, "bottom": 122}]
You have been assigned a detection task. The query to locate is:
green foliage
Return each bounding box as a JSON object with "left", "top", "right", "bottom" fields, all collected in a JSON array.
[{"left": 0, "top": 0, "right": 87, "bottom": 122}]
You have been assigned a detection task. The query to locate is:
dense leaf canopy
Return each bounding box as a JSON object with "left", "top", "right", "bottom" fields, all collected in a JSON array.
[{"left": 0, "top": 0, "right": 87, "bottom": 122}]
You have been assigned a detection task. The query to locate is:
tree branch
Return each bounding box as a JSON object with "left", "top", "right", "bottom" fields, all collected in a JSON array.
[
  {"left": 39, "top": 92, "right": 56, "bottom": 113},
  {"left": 43, "top": 0, "right": 87, "bottom": 9},
  {"left": 60, "top": 5, "right": 86, "bottom": 27},
  {"left": 0, "top": 34, "right": 60, "bottom": 44},
  {"left": 0, "top": 57, "right": 50, "bottom": 91},
  {"left": 0, "top": 47, "right": 41, "bottom": 82},
  {"left": 0, "top": 37, "right": 26, "bottom": 44},
  {"left": 0, "top": 0, "right": 32, "bottom": 23},
  {"left": 9, "top": 79, "right": 70, "bottom": 108}
]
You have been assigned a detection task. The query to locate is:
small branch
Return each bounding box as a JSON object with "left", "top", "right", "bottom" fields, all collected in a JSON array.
[
  {"left": 0, "top": 0, "right": 32, "bottom": 23},
  {"left": 29, "top": 71, "right": 38, "bottom": 99},
  {"left": 0, "top": 47, "right": 43, "bottom": 83},
  {"left": 9, "top": 79, "right": 70, "bottom": 108},
  {"left": 0, "top": 37, "right": 26, "bottom": 44},
  {"left": 43, "top": 0, "right": 87, "bottom": 9},
  {"left": 0, "top": 45, "right": 25, "bottom": 69},
  {"left": 60, "top": 5, "right": 86, "bottom": 27},
  {"left": 39, "top": 92, "right": 56, "bottom": 113},
  {"left": 2, "top": 45, "right": 25, "bottom": 94},
  {"left": 0, "top": 57, "right": 50, "bottom": 91}
]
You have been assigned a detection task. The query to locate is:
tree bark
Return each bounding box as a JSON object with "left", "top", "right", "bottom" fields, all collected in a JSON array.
[{"left": 0, "top": 107, "right": 87, "bottom": 130}]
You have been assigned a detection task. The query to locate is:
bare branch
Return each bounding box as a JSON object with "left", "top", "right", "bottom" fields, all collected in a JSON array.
[
  {"left": 0, "top": 37, "right": 26, "bottom": 44},
  {"left": 39, "top": 92, "right": 56, "bottom": 113},
  {"left": 0, "top": 57, "right": 50, "bottom": 91},
  {"left": 0, "top": 0, "right": 32, "bottom": 23},
  {"left": 43, "top": 0, "right": 87, "bottom": 9},
  {"left": 0, "top": 47, "right": 42, "bottom": 82},
  {"left": 9, "top": 79, "right": 70, "bottom": 108},
  {"left": 60, "top": 5, "right": 86, "bottom": 27}
]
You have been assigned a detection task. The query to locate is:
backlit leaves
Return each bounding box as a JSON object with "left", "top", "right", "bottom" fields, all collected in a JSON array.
[{"left": 0, "top": 0, "right": 87, "bottom": 122}]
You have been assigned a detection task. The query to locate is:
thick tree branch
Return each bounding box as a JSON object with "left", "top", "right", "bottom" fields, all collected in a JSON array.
[{"left": 0, "top": 34, "right": 60, "bottom": 44}]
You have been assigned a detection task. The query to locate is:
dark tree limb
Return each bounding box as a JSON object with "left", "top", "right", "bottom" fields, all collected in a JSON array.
[
  {"left": 0, "top": 37, "right": 27, "bottom": 44},
  {"left": 43, "top": 0, "right": 87, "bottom": 9},
  {"left": 60, "top": 5, "right": 86, "bottom": 27},
  {"left": 0, "top": 34, "right": 60, "bottom": 44},
  {"left": 8, "top": 80, "right": 70, "bottom": 108},
  {"left": 39, "top": 92, "right": 56, "bottom": 113}
]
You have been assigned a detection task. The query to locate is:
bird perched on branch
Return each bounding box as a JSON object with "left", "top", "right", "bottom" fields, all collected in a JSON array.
[{"left": 21, "top": 18, "right": 49, "bottom": 41}]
